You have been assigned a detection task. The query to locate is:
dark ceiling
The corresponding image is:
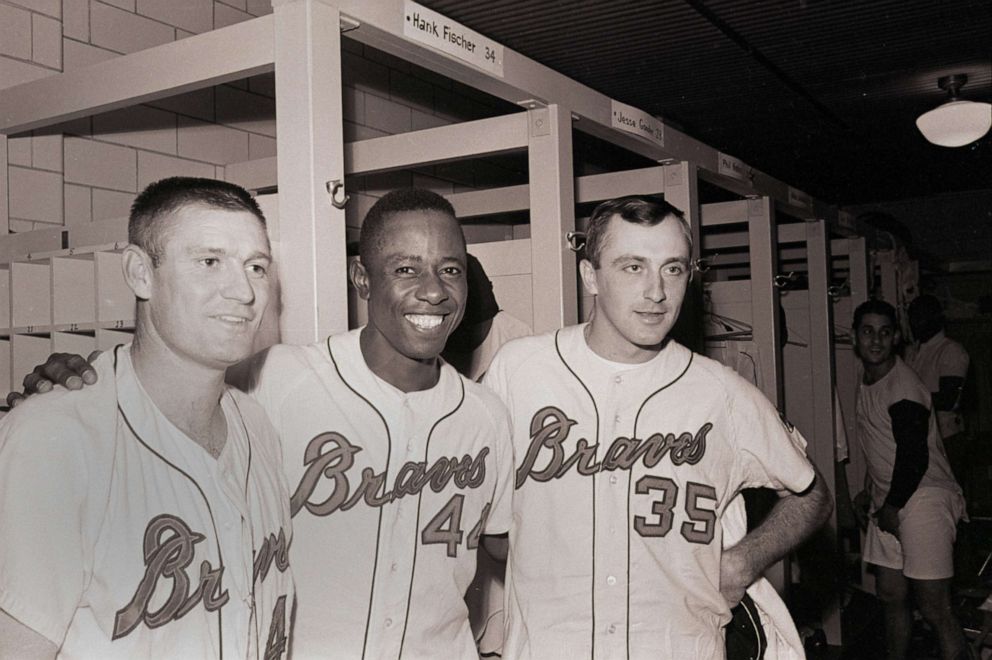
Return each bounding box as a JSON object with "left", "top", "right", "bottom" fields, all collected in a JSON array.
[{"left": 418, "top": 0, "right": 991, "bottom": 206}]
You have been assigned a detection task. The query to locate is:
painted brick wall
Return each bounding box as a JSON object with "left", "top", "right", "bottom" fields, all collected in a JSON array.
[{"left": 1, "top": 0, "right": 525, "bottom": 237}]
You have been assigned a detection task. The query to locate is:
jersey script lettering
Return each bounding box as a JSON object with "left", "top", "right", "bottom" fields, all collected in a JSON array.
[
  {"left": 515, "top": 405, "right": 711, "bottom": 488},
  {"left": 113, "top": 514, "right": 228, "bottom": 639},
  {"left": 290, "top": 431, "right": 489, "bottom": 517}
]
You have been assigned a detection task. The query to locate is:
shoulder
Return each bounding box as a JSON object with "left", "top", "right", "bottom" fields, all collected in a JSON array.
[
  {"left": 682, "top": 348, "right": 745, "bottom": 397},
  {"left": 493, "top": 311, "right": 533, "bottom": 339},
  {"left": 462, "top": 375, "right": 510, "bottom": 422},
  {"left": 886, "top": 359, "right": 930, "bottom": 404},
  {"left": 0, "top": 356, "right": 119, "bottom": 497},
  {"left": 489, "top": 330, "right": 558, "bottom": 375},
  {"left": 939, "top": 336, "right": 969, "bottom": 365},
  {"left": 1, "top": 353, "right": 117, "bottom": 449},
  {"left": 241, "top": 341, "right": 325, "bottom": 394}
]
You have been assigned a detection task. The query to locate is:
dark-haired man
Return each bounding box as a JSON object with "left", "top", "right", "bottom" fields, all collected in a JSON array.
[
  {"left": 17, "top": 187, "right": 514, "bottom": 659},
  {"left": 0, "top": 177, "right": 295, "bottom": 658},
  {"left": 852, "top": 298, "right": 967, "bottom": 660},
  {"left": 486, "top": 196, "right": 831, "bottom": 658}
]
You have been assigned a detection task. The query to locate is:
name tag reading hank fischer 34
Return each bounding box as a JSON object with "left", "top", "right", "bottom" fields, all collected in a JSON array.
[{"left": 404, "top": 0, "right": 504, "bottom": 77}]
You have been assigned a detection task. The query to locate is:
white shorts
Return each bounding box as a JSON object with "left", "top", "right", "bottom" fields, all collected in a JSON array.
[{"left": 864, "top": 486, "right": 964, "bottom": 580}]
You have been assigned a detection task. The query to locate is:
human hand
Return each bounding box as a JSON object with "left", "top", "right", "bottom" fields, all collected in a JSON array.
[
  {"left": 6, "top": 351, "right": 101, "bottom": 408},
  {"left": 874, "top": 503, "right": 901, "bottom": 538},
  {"left": 720, "top": 546, "right": 757, "bottom": 608}
]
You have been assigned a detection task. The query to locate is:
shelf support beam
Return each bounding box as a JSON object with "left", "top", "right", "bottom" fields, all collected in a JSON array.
[{"left": 274, "top": 0, "right": 348, "bottom": 343}]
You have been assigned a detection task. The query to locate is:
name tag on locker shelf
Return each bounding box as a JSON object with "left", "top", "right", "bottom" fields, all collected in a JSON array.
[
  {"left": 403, "top": 1, "right": 504, "bottom": 77},
  {"left": 610, "top": 100, "right": 665, "bottom": 147}
]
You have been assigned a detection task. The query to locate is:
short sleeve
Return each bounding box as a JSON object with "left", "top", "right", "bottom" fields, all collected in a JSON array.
[
  {"left": 482, "top": 401, "right": 514, "bottom": 536},
  {"left": 938, "top": 343, "right": 969, "bottom": 379},
  {"left": 728, "top": 377, "right": 815, "bottom": 494},
  {"left": 0, "top": 410, "right": 95, "bottom": 645}
]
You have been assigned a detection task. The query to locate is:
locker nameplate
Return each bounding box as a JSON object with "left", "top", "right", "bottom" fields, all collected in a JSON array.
[
  {"left": 610, "top": 100, "right": 665, "bottom": 147},
  {"left": 403, "top": 1, "right": 504, "bottom": 77}
]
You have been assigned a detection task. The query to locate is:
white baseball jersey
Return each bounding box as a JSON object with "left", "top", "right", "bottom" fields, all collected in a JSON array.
[
  {"left": 855, "top": 356, "right": 960, "bottom": 510},
  {"left": 485, "top": 324, "right": 816, "bottom": 659},
  {"left": 245, "top": 328, "right": 514, "bottom": 659},
  {"left": 0, "top": 346, "right": 294, "bottom": 659},
  {"left": 905, "top": 330, "right": 969, "bottom": 438}
]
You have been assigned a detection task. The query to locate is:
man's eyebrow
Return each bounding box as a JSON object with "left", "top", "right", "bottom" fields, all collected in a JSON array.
[
  {"left": 609, "top": 254, "right": 647, "bottom": 266},
  {"left": 185, "top": 246, "right": 271, "bottom": 261},
  {"left": 382, "top": 253, "right": 424, "bottom": 264}
]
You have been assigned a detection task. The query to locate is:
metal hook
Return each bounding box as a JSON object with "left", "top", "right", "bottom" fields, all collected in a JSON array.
[
  {"left": 693, "top": 257, "right": 712, "bottom": 274},
  {"left": 773, "top": 271, "right": 798, "bottom": 288},
  {"left": 566, "top": 231, "right": 586, "bottom": 253},
  {"left": 326, "top": 179, "right": 350, "bottom": 210}
]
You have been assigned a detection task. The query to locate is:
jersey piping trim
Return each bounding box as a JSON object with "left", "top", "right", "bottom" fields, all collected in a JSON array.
[
  {"left": 553, "top": 330, "right": 600, "bottom": 658},
  {"left": 398, "top": 377, "right": 466, "bottom": 659},
  {"left": 113, "top": 344, "right": 228, "bottom": 659},
  {"left": 326, "top": 336, "right": 391, "bottom": 660},
  {"left": 228, "top": 395, "right": 261, "bottom": 660},
  {"left": 627, "top": 349, "right": 693, "bottom": 657}
]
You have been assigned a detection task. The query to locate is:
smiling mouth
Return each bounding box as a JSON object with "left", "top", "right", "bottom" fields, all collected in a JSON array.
[
  {"left": 214, "top": 314, "right": 253, "bottom": 325},
  {"left": 405, "top": 314, "right": 446, "bottom": 331}
]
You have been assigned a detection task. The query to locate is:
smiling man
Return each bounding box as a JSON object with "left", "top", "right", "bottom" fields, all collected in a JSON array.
[
  {"left": 14, "top": 188, "right": 514, "bottom": 659},
  {"left": 852, "top": 299, "right": 967, "bottom": 660},
  {"left": 485, "top": 195, "right": 831, "bottom": 659},
  {"left": 238, "top": 188, "right": 514, "bottom": 658},
  {"left": 0, "top": 178, "right": 295, "bottom": 658}
]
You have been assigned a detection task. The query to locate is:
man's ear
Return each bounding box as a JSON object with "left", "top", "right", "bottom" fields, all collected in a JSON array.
[
  {"left": 349, "top": 257, "right": 371, "bottom": 301},
  {"left": 122, "top": 245, "right": 154, "bottom": 300},
  {"left": 579, "top": 259, "right": 599, "bottom": 297}
]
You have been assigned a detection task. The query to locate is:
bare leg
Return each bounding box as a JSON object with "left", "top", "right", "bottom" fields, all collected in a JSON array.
[
  {"left": 911, "top": 577, "right": 968, "bottom": 660},
  {"left": 876, "top": 566, "right": 911, "bottom": 660}
]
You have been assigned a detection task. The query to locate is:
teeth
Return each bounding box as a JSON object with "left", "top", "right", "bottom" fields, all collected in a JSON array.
[
  {"left": 218, "top": 315, "right": 248, "bottom": 323},
  {"left": 405, "top": 314, "right": 444, "bottom": 330}
]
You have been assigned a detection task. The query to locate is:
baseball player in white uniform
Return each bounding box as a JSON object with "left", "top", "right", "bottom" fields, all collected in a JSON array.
[
  {"left": 0, "top": 177, "right": 294, "bottom": 659},
  {"left": 852, "top": 298, "right": 967, "bottom": 660},
  {"left": 485, "top": 196, "right": 831, "bottom": 659},
  {"left": 240, "top": 189, "right": 514, "bottom": 658},
  {"left": 15, "top": 188, "right": 515, "bottom": 659}
]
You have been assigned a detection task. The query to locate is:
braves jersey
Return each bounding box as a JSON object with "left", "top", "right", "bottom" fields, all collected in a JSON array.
[
  {"left": 855, "top": 356, "right": 960, "bottom": 510},
  {"left": 0, "top": 346, "right": 294, "bottom": 659},
  {"left": 485, "top": 324, "right": 816, "bottom": 659},
  {"left": 245, "top": 328, "right": 514, "bottom": 659}
]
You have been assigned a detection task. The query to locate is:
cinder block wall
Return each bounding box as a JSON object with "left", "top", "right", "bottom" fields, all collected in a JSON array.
[{"left": 1, "top": 0, "right": 524, "bottom": 238}]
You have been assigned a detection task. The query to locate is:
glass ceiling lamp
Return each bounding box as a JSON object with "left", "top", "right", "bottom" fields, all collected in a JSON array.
[{"left": 916, "top": 74, "right": 992, "bottom": 147}]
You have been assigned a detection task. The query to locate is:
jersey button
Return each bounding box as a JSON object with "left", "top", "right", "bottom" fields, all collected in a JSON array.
[
  {"left": 608, "top": 624, "right": 617, "bottom": 634},
  {"left": 607, "top": 575, "right": 617, "bottom": 586},
  {"left": 385, "top": 618, "right": 393, "bottom": 628},
  {"left": 609, "top": 474, "right": 618, "bottom": 485},
  {"left": 390, "top": 563, "right": 398, "bottom": 572},
  {"left": 614, "top": 414, "right": 621, "bottom": 423},
  {"left": 614, "top": 375, "right": 622, "bottom": 384}
]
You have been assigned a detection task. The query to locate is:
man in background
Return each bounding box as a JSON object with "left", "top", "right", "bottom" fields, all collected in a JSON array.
[
  {"left": 905, "top": 294, "right": 970, "bottom": 487},
  {"left": 852, "top": 298, "right": 967, "bottom": 660},
  {"left": 442, "top": 253, "right": 531, "bottom": 383},
  {"left": 444, "top": 253, "right": 531, "bottom": 656}
]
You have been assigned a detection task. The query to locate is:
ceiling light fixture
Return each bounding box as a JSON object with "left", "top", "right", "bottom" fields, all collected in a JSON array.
[{"left": 916, "top": 74, "right": 992, "bottom": 147}]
